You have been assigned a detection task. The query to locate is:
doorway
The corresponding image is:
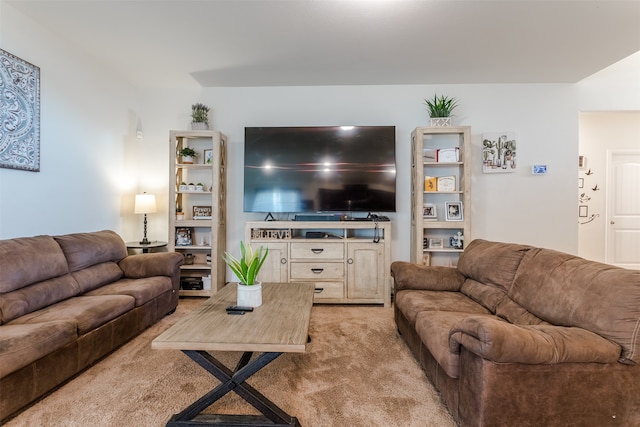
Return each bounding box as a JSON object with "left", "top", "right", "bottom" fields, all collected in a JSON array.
[{"left": 578, "top": 112, "right": 640, "bottom": 264}]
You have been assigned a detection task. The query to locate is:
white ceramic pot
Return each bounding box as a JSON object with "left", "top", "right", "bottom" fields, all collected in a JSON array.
[
  {"left": 182, "top": 155, "right": 194, "bottom": 164},
  {"left": 237, "top": 282, "right": 262, "bottom": 307}
]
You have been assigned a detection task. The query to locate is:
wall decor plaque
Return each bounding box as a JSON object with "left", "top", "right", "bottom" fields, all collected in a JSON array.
[{"left": 0, "top": 49, "right": 40, "bottom": 172}]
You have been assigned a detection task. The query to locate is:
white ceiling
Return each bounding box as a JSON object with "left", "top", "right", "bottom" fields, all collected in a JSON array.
[{"left": 6, "top": 0, "right": 640, "bottom": 88}]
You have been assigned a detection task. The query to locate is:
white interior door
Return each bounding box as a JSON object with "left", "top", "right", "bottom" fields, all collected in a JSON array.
[{"left": 606, "top": 150, "right": 640, "bottom": 268}]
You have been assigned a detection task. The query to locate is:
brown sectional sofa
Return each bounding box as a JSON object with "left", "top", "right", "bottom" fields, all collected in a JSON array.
[
  {"left": 0, "top": 230, "right": 184, "bottom": 422},
  {"left": 392, "top": 239, "right": 640, "bottom": 427}
]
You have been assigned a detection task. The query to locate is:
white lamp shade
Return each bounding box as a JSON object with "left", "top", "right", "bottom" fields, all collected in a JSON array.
[{"left": 134, "top": 194, "right": 157, "bottom": 214}]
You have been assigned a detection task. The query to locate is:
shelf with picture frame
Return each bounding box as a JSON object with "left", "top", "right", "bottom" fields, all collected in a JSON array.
[
  {"left": 169, "top": 130, "right": 227, "bottom": 297},
  {"left": 411, "top": 126, "right": 471, "bottom": 267}
]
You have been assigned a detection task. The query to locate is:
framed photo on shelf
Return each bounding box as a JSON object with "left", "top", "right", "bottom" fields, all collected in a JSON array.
[
  {"left": 204, "top": 149, "right": 213, "bottom": 164},
  {"left": 445, "top": 201, "right": 464, "bottom": 221},
  {"left": 175, "top": 227, "right": 192, "bottom": 246},
  {"left": 423, "top": 203, "right": 437, "bottom": 220},
  {"left": 428, "top": 238, "right": 444, "bottom": 249}
]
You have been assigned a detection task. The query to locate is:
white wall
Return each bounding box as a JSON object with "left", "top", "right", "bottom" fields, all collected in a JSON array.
[
  {"left": 138, "top": 83, "right": 580, "bottom": 264},
  {"left": 0, "top": 3, "right": 140, "bottom": 239},
  {"left": 2, "top": 1, "right": 638, "bottom": 271}
]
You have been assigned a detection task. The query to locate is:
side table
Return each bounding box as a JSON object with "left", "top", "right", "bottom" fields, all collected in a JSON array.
[{"left": 126, "top": 241, "right": 167, "bottom": 254}]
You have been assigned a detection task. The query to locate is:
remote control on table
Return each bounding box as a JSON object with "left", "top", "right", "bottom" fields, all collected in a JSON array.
[
  {"left": 226, "top": 305, "right": 254, "bottom": 312},
  {"left": 227, "top": 310, "right": 245, "bottom": 315}
]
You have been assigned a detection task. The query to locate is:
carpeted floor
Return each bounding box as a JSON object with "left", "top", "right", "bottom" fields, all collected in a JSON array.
[{"left": 4, "top": 298, "right": 456, "bottom": 427}]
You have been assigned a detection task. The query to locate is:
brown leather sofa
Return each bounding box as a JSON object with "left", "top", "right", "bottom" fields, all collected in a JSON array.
[
  {"left": 392, "top": 239, "right": 640, "bottom": 427},
  {"left": 0, "top": 230, "right": 184, "bottom": 422}
]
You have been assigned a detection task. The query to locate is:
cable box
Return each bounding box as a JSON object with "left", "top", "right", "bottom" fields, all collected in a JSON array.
[{"left": 180, "top": 278, "right": 203, "bottom": 290}]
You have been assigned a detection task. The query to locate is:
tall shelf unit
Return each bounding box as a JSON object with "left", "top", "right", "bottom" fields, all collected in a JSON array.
[
  {"left": 169, "top": 130, "right": 227, "bottom": 296},
  {"left": 411, "top": 126, "right": 471, "bottom": 266}
]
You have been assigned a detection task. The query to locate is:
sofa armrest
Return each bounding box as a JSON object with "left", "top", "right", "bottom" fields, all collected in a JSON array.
[
  {"left": 449, "top": 316, "right": 621, "bottom": 364},
  {"left": 391, "top": 261, "right": 465, "bottom": 292},
  {"left": 118, "top": 253, "right": 184, "bottom": 279}
]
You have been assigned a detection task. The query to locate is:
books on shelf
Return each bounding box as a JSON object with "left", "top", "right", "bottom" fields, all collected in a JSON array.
[
  {"left": 424, "top": 176, "right": 456, "bottom": 192},
  {"left": 423, "top": 147, "right": 460, "bottom": 162}
]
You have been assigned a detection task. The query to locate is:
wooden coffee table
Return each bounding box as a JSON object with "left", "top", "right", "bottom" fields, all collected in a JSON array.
[{"left": 152, "top": 282, "right": 315, "bottom": 426}]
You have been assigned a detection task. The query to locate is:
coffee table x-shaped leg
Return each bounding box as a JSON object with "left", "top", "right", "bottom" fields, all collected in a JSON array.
[{"left": 166, "top": 350, "right": 301, "bottom": 426}]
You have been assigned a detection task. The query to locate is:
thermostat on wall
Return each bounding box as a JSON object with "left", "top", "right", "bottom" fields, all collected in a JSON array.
[{"left": 532, "top": 165, "right": 548, "bottom": 175}]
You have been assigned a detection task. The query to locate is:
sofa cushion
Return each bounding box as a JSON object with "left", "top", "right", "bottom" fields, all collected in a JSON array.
[
  {"left": 0, "top": 321, "right": 77, "bottom": 378},
  {"left": 9, "top": 295, "right": 135, "bottom": 335},
  {"left": 395, "top": 290, "right": 490, "bottom": 326},
  {"left": 457, "top": 239, "right": 531, "bottom": 292},
  {"left": 71, "top": 262, "right": 124, "bottom": 294},
  {"left": 54, "top": 230, "right": 127, "bottom": 272},
  {"left": 494, "top": 295, "right": 548, "bottom": 326},
  {"left": 0, "top": 274, "right": 81, "bottom": 324},
  {"left": 415, "top": 311, "right": 500, "bottom": 378},
  {"left": 84, "top": 277, "right": 173, "bottom": 306},
  {"left": 0, "top": 235, "right": 69, "bottom": 293},
  {"left": 460, "top": 279, "right": 507, "bottom": 313},
  {"left": 510, "top": 248, "right": 640, "bottom": 364}
]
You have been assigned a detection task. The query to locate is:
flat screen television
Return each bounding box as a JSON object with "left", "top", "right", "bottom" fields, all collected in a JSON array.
[{"left": 244, "top": 126, "right": 396, "bottom": 214}]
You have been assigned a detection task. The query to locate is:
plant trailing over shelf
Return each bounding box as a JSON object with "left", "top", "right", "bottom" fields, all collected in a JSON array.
[
  {"left": 191, "top": 103, "right": 210, "bottom": 124},
  {"left": 424, "top": 94, "right": 458, "bottom": 118},
  {"left": 179, "top": 147, "right": 198, "bottom": 158},
  {"left": 222, "top": 241, "right": 268, "bottom": 286}
]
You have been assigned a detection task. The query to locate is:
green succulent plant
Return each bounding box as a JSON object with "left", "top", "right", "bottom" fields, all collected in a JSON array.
[
  {"left": 424, "top": 95, "right": 458, "bottom": 118},
  {"left": 222, "top": 241, "right": 269, "bottom": 285}
]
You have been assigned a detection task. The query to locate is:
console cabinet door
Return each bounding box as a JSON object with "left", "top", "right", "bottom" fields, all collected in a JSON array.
[
  {"left": 346, "top": 242, "right": 384, "bottom": 299},
  {"left": 253, "top": 242, "right": 289, "bottom": 283}
]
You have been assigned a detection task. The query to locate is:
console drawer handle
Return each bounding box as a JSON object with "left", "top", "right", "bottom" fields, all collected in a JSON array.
[
  {"left": 281, "top": 258, "right": 287, "bottom": 264},
  {"left": 315, "top": 287, "right": 324, "bottom": 293},
  {"left": 311, "top": 268, "right": 324, "bottom": 274},
  {"left": 311, "top": 248, "right": 324, "bottom": 254}
]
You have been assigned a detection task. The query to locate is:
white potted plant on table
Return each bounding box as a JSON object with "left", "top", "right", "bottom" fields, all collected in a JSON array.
[{"left": 222, "top": 241, "right": 269, "bottom": 307}]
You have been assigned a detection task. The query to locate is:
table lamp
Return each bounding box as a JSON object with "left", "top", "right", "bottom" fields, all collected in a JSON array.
[{"left": 134, "top": 193, "right": 157, "bottom": 244}]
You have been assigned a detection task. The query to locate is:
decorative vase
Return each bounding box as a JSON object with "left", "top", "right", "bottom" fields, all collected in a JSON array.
[
  {"left": 191, "top": 122, "right": 209, "bottom": 130},
  {"left": 430, "top": 117, "right": 451, "bottom": 127},
  {"left": 176, "top": 212, "right": 184, "bottom": 220},
  {"left": 237, "top": 282, "right": 262, "bottom": 307}
]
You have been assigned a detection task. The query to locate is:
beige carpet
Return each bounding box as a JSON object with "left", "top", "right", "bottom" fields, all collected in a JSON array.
[{"left": 5, "top": 298, "right": 456, "bottom": 427}]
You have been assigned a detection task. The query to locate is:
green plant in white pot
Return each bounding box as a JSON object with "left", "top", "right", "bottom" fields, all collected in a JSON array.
[
  {"left": 191, "top": 103, "right": 210, "bottom": 130},
  {"left": 222, "top": 241, "right": 269, "bottom": 307},
  {"left": 424, "top": 94, "right": 458, "bottom": 127},
  {"left": 179, "top": 147, "right": 198, "bottom": 164}
]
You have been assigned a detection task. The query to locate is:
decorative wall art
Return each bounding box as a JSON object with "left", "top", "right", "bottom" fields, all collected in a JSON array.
[
  {"left": 0, "top": 49, "right": 40, "bottom": 172},
  {"left": 482, "top": 132, "right": 516, "bottom": 173}
]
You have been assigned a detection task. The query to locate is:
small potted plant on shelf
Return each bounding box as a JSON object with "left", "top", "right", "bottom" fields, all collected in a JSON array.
[
  {"left": 191, "top": 103, "right": 210, "bottom": 130},
  {"left": 176, "top": 202, "right": 184, "bottom": 220},
  {"left": 196, "top": 182, "right": 204, "bottom": 191},
  {"left": 424, "top": 94, "right": 458, "bottom": 127},
  {"left": 222, "top": 241, "right": 269, "bottom": 307},
  {"left": 179, "top": 147, "right": 198, "bottom": 164}
]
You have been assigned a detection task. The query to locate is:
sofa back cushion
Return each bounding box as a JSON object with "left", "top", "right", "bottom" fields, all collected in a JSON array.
[
  {"left": 457, "top": 239, "right": 531, "bottom": 292},
  {"left": 0, "top": 235, "right": 69, "bottom": 293},
  {"left": 0, "top": 275, "right": 81, "bottom": 323},
  {"left": 510, "top": 248, "right": 640, "bottom": 364},
  {"left": 54, "top": 230, "right": 127, "bottom": 272}
]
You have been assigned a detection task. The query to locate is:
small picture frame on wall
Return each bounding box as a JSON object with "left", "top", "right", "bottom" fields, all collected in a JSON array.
[
  {"left": 175, "top": 227, "right": 192, "bottom": 246},
  {"left": 445, "top": 201, "right": 464, "bottom": 221}
]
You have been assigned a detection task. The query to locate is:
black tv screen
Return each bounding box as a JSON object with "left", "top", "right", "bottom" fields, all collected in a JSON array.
[{"left": 244, "top": 126, "right": 396, "bottom": 214}]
